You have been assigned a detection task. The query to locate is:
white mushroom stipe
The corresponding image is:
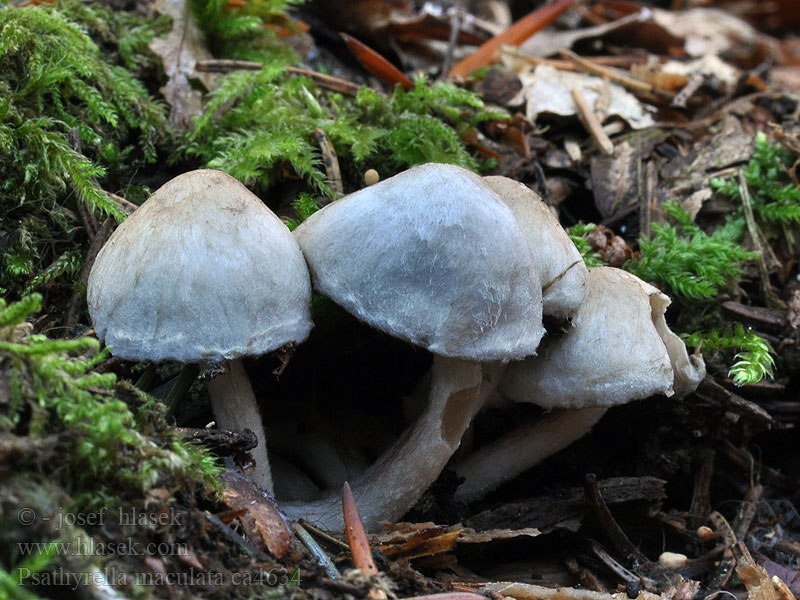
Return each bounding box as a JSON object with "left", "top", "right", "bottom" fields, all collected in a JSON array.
[
  {"left": 455, "top": 267, "right": 705, "bottom": 502},
  {"left": 454, "top": 407, "right": 608, "bottom": 502},
  {"left": 282, "top": 356, "right": 483, "bottom": 530},
  {"left": 290, "top": 163, "right": 547, "bottom": 529}
]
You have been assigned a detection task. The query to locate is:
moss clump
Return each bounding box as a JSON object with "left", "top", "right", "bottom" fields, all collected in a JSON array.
[
  {"left": 625, "top": 202, "right": 757, "bottom": 301},
  {"left": 0, "top": 293, "right": 221, "bottom": 500},
  {"left": 711, "top": 131, "right": 800, "bottom": 228},
  {"left": 567, "top": 223, "right": 605, "bottom": 267},
  {"left": 186, "top": 67, "right": 505, "bottom": 201},
  {"left": 568, "top": 202, "right": 775, "bottom": 384},
  {"left": 683, "top": 324, "right": 775, "bottom": 386},
  {"left": 0, "top": 3, "right": 167, "bottom": 298},
  {"left": 189, "top": 0, "right": 304, "bottom": 63}
]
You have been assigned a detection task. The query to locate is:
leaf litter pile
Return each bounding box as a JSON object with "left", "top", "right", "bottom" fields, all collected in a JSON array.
[{"left": 1, "top": 0, "right": 799, "bottom": 599}]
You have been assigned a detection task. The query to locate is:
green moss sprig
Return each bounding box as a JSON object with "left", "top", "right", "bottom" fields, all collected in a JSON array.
[
  {"left": 711, "top": 131, "right": 800, "bottom": 226},
  {"left": 566, "top": 223, "right": 605, "bottom": 268},
  {"left": 683, "top": 324, "right": 775, "bottom": 386},
  {"left": 625, "top": 202, "right": 756, "bottom": 300},
  {"left": 189, "top": 0, "right": 303, "bottom": 63}
]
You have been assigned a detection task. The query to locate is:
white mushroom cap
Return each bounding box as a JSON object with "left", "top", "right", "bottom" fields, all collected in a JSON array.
[
  {"left": 501, "top": 266, "right": 697, "bottom": 409},
  {"left": 294, "top": 163, "right": 545, "bottom": 361},
  {"left": 483, "top": 176, "right": 588, "bottom": 320},
  {"left": 88, "top": 169, "right": 313, "bottom": 363}
]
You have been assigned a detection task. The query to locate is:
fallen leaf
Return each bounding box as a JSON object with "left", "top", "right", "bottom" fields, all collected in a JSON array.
[
  {"left": 220, "top": 471, "right": 295, "bottom": 560},
  {"left": 148, "top": 0, "right": 218, "bottom": 129},
  {"left": 516, "top": 64, "right": 655, "bottom": 129}
]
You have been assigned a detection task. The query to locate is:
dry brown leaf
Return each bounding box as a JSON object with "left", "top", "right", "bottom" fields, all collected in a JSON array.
[
  {"left": 148, "top": 0, "right": 218, "bottom": 129},
  {"left": 220, "top": 471, "right": 295, "bottom": 559},
  {"left": 514, "top": 65, "right": 655, "bottom": 129}
]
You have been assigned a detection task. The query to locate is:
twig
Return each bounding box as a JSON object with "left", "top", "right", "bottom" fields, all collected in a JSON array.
[
  {"left": 196, "top": 58, "right": 263, "bottom": 72},
  {"left": 583, "top": 474, "right": 660, "bottom": 572},
  {"left": 738, "top": 170, "right": 777, "bottom": 305},
  {"left": 720, "top": 439, "right": 795, "bottom": 491},
  {"left": 196, "top": 60, "right": 363, "bottom": 96},
  {"left": 449, "top": 0, "right": 574, "bottom": 78},
  {"left": 440, "top": 8, "right": 463, "bottom": 80},
  {"left": 565, "top": 556, "right": 607, "bottom": 592},
  {"left": 481, "top": 581, "right": 663, "bottom": 600},
  {"left": 403, "top": 595, "right": 489, "bottom": 600},
  {"left": 571, "top": 87, "right": 614, "bottom": 155},
  {"left": 671, "top": 72, "right": 704, "bottom": 109},
  {"left": 590, "top": 541, "right": 646, "bottom": 589},
  {"left": 175, "top": 426, "right": 257, "bottom": 455},
  {"left": 559, "top": 49, "right": 655, "bottom": 96},
  {"left": 639, "top": 159, "right": 655, "bottom": 240},
  {"left": 314, "top": 128, "right": 343, "bottom": 201},
  {"left": 689, "top": 449, "right": 715, "bottom": 529},
  {"left": 106, "top": 191, "right": 138, "bottom": 215},
  {"left": 733, "top": 484, "right": 763, "bottom": 541},
  {"left": 705, "top": 511, "right": 738, "bottom": 594},
  {"left": 298, "top": 519, "right": 350, "bottom": 551},
  {"left": 293, "top": 521, "right": 341, "bottom": 579},
  {"left": 286, "top": 67, "right": 362, "bottom": 97},
  {"left": 203, "top": 511, "right": 271, "bottom": 561}
]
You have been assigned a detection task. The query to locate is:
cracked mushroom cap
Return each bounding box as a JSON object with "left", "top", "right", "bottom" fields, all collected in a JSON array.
[
  {"left": 501, "top": 266, "right": 705, "bottom": 409},
  {"left": 87, "top": 169, "right": 313, "bottom": 363},
  {"left": 483, "top": 175, "right": 588, "bottom": 319},
  {"left": 294, "top": 163, "right": 545, "bottom": 361}
]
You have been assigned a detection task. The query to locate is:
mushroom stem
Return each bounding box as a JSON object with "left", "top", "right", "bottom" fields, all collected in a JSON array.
[
  {"left": 282, "top": 356, "right": 485, "bottom": 530},
  {"left": 454, "top": 406, "right": 608, "bottom": 503},
  {"left": 206, "top": 358, "right": 273, "bottom": 495}
]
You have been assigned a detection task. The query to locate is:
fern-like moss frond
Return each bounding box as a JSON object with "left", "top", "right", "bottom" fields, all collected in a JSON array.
[
  {"left": 625, "top": 203, "right": 756, "bottom": 300},
  {"left": 0, "top": 2, "right": 167, "bottom": 298},
  {"left": 683, "top": 323, "right": 775, "bottom": 385}
]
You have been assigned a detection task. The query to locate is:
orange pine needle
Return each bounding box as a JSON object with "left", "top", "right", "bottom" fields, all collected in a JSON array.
[
  {"left": 449, "top": 0, "right": 573, "bottom": 79},
  {"left": 342, "top": 482, "right": 378, "bottom": 575},
  {"left": 341, "top": 33, "right": 414, "bottom": 91},
  {"left": 342, "top": 482, "right": 387, "bottom": 599}
]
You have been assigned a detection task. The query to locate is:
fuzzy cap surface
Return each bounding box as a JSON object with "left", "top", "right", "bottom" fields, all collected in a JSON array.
[
  {"left": 294, "top": 163, "right": 544, "bottom": 361},
  {"left": 88, "top": 169, "right": 313, "bottom": 362}
]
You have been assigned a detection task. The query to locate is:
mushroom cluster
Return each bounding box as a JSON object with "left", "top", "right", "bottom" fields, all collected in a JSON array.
[{"left": 87, "top": 164, "right": 704, "bottom": 533}]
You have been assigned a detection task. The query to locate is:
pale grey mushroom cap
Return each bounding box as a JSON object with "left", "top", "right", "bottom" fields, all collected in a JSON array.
[
  {"left": 501, "top": 267, "right": 681, "bottom": 409},
  {"left": 88, "top": 169, "right": 313, "bottom": 363},
  {"left": 483, "top": 176, "right": 588, "bottom": 319},
  {"left": 294, "top": 163, "right": 545, "bottom": 361}
]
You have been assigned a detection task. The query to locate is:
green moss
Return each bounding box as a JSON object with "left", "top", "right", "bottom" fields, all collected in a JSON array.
[
  {"left": 566, "top": 223, "right": 605, "bottom": 268},
  {"left": 683, "top": 324, "right": 775, "bottom": 386},
  {"left": 186, "top": 68, "right": 505, "bottom": 204},
  {"left": 0, "top": 293, "right": 222, "bottom": 500},
  {"left": 711, "top": 131, "right": 800, "bottom": 226},
  {"left": 189, "top": 0, "right": 303, "bottom": 63},
  {"left": 0, "top": 3, "right": 167, "bottom": 298},
  {"left": 625, "top": 202, "right": 756, "bottom": 300}
]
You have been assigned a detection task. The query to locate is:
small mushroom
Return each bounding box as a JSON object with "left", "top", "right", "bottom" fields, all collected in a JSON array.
[
  {"left": 284, "top": 163, "right": 545, "bottom": 530},
  {"left": 87, "top": 169, "right": 313, "bottom": 495},
  {"left": 454, "top": 266, "right": 705, "bottom": 502}
]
